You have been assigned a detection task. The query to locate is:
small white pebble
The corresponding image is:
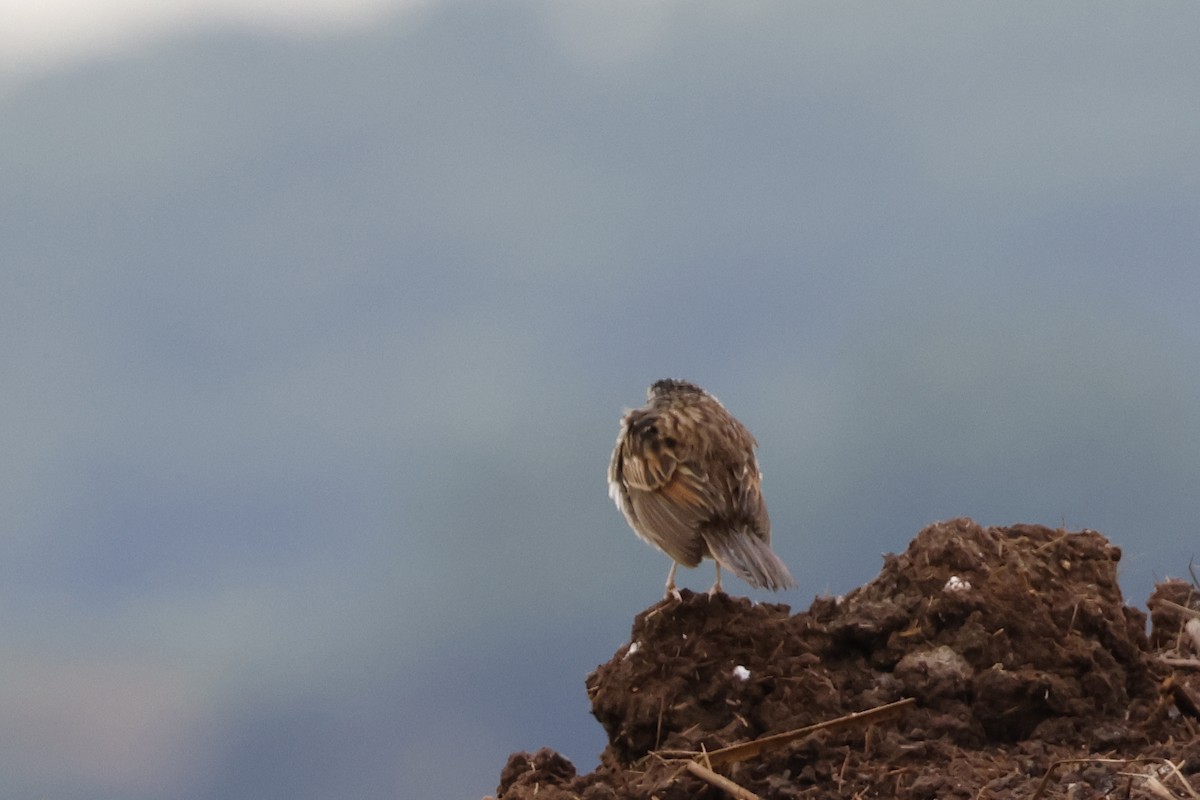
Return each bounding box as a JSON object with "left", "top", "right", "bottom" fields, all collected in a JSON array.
[
  {"left": 944, "top": 575, "right": 971, "bottom": 593},
  {"left": 623, "top": 641, "right": 641, "bottom": 659},
  {"left": 732, "top": 665, "right": 751, "bottom": 681}
]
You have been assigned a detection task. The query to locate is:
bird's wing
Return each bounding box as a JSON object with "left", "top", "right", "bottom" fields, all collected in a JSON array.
[
  {"left": 611, "top": 409, "right": 716, "bottom": 566},
  {"left": 730, "top": 457, "right": 771, "bottom": 542},
  {"left": 626, "top": 485, "right": 705, "bottom": 567}
]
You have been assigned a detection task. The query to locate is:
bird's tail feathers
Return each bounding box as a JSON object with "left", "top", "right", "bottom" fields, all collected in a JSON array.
[{"left": 702, "top": 530, "right": 795, "bottom": 591}]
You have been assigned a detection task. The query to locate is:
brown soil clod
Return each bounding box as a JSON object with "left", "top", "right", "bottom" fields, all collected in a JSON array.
[{"left": 490, "top": 519, "right": 1200, "bottom": 799}]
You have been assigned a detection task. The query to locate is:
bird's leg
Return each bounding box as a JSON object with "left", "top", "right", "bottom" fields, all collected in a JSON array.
[
  {"left": 707, "top": 562, "right": 723, "bottom": 596},
  {"left": 664, "top": 562, "right": 682, "bottom": 601}
]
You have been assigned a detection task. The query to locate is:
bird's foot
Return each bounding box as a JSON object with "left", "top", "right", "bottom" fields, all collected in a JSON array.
[
  {"left": 706, "top": 563, "right": 724, "bottom": 597},
  {"left": 662, "top": 562, "right": 682, "bottom": 601}
]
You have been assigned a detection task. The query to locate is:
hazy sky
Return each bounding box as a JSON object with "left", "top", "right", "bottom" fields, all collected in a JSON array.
[
  {"left": 0, "top": 0, "right": 426, "bottom": 72},
  {"left": 3, "top": 2, "right": 1199, "bottom": 798}
]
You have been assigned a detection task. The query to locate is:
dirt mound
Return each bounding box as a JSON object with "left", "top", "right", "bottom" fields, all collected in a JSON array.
[{"left": 489, "top": 520, "right": 1200, "bottom": 800}]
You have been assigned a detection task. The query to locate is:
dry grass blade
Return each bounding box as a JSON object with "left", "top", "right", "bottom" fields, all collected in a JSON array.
[
  {"left": 1164, "top": 760, "right": 1200, "bottom": 799},
  {"left": 659, "top": 697, "right": 915, "bottom": 768}
]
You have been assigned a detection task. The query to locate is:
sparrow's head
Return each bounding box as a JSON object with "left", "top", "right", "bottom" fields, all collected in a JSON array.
[{"left": 648, "top": 378, "right": 705, "bottom": 401}]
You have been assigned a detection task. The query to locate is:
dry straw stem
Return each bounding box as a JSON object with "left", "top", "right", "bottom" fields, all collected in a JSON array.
[
  {"left": 684, "top": 760, "right": 762, "bottom": 800},
  {"left": 1033, "top": 758, "right": 1198, "bottom": 800},
  {"left": 1141, "top": 774, "right": 1178, "bottom": 800},
  {"left": 1160, "top": 657, "right": 1200, "bottom": 670},
  {"left": 1121, "top": 760, "right": 1200, "bottom": 800},
  {"left": 657, "top": 697, "right": 916, "bottom": 768},
  {"left": 1155, "top": 599, "right": 1200, "bottom": 621},
  {"left": 1164, "top": 760, "right": 1200, "bottom": 799}
]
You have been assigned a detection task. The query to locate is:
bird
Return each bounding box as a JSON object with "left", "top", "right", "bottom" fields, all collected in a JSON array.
[{"left": 608, "top": 379, "right": 795, "bottom": 599}]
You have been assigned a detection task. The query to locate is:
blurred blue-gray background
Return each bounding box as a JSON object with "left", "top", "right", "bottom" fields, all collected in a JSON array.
[{"left": 3, "top": 2, "right": 1199, "bottom": 797}]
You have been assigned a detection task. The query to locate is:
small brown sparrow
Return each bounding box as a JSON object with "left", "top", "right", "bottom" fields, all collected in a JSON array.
[{"left": 608, "top": 379, "right": 795, "bottom": 598}]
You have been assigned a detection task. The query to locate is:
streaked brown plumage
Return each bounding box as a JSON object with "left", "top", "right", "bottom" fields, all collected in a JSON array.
[{"left": 608, "top": 379, "right": 795, "bottom": 598}]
